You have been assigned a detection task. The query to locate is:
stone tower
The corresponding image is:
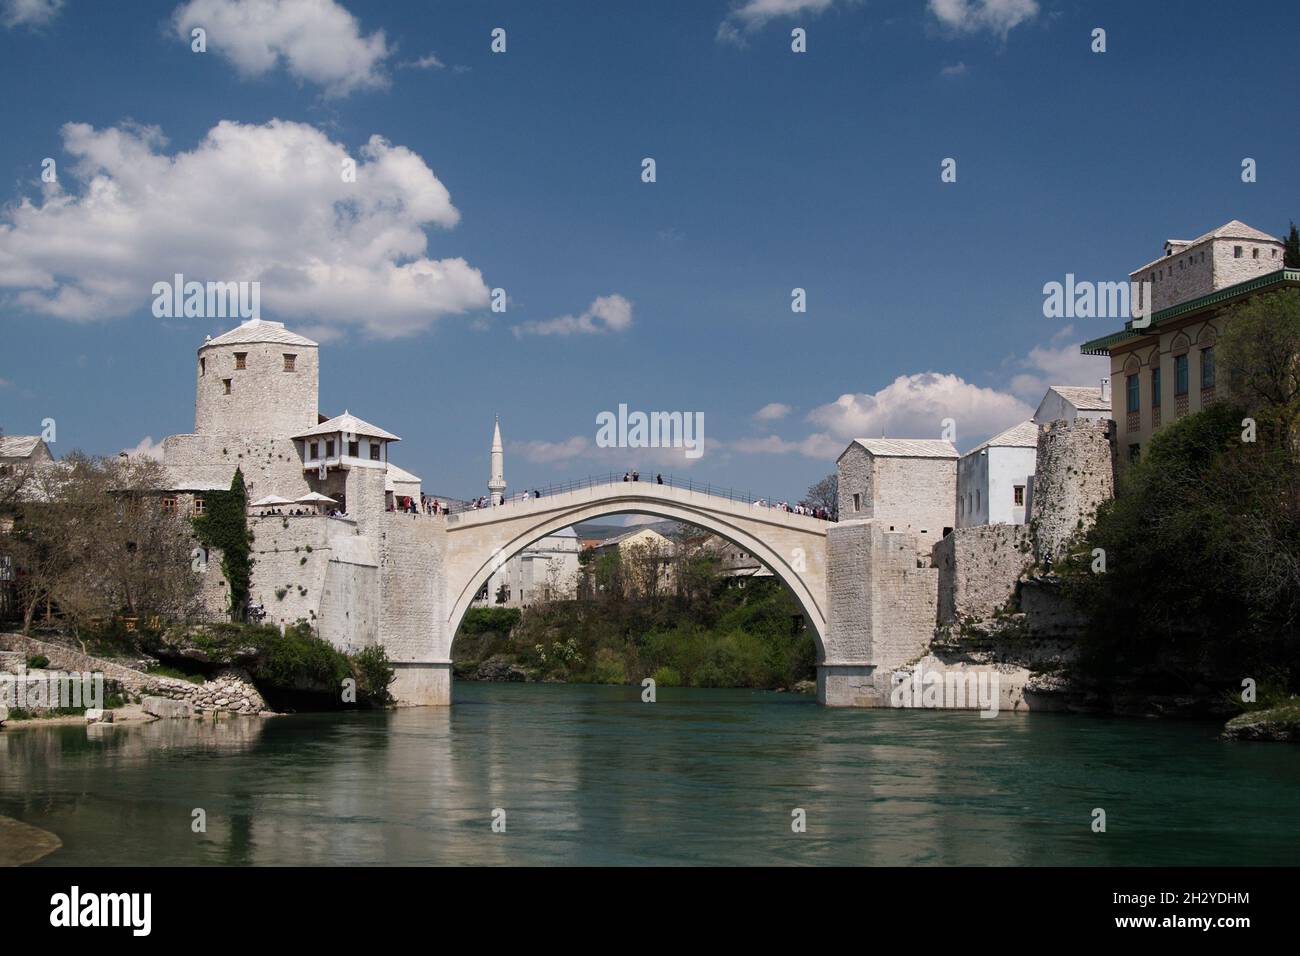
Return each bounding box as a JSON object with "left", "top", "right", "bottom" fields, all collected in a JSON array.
[
  {"left": 195, "top": 318, "right": 319, "bottom": 438},
  {"left": 488, "top": 416, "right": 507, "bottom": 505}
]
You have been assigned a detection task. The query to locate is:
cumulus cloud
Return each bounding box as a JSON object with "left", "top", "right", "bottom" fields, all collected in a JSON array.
[
  {"left": 717, "top": 0, "right": 839, "bottom": 45},
  {"left": 753, "top": 402, "right": 792, "bottom": 421},
  {"left": 0, "top": 118, "right": 490, "bottom": 338},
  {"left": 512, "top": 294, "right": 633, "bottom": 338},
  {"left": 172, "top": 0, "right": 389, "bottom": 96},
  {"left": 928, "top": 0, "right": 1038, "bottom": 38},
  {"left": 808, "top": 372, "right": 1032, "bottom": 446},
  {"left": 2, "top": 0, "right": 62, "bottom": 29},
  {"left": 1006, "top": 325, "right": 1109, "bottom": 400},
  {"left": 122, "top": 436, "right": 165, "bottom": 461}
]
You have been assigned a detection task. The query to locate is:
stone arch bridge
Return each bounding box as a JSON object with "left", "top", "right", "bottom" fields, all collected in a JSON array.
[{"left": 368, "top": 477, "right": 933, "bottom": 708}]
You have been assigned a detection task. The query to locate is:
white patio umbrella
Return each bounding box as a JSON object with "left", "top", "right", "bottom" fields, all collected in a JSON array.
[
  {"left": 250, "top": 494, "right": 293, "bottom": 509},
  {"left": 296, "top": 492, "right": 338, "bottom": 504}
]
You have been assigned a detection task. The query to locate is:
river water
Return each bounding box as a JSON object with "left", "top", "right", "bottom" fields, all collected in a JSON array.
[{"left": 1, "top": 683, "right": 1295, "bottom": 866}]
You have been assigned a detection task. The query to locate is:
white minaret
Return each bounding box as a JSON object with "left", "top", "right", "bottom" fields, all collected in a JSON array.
[{"left": 488, "top": 415, "right": 507, "bottom": 506}]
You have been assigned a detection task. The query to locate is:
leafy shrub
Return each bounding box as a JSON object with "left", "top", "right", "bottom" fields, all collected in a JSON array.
[{"left": 351, "top": 645, "right": 396, "bottom": 707}]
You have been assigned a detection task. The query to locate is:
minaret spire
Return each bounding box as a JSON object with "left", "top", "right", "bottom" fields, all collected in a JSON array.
[{"left": 488, "top": 415, "right": 506, "bottom": 505}]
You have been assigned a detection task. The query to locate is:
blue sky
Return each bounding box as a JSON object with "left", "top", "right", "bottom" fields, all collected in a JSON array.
[{"left": 1, "top": 0, "right": 1297, "bottom": 503}]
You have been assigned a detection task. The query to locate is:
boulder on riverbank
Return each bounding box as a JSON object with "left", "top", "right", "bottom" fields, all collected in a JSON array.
[
  {"left": 1222, "top": 703, "right": 1300, "bottom": 742},
  {"left": 142, "top": 696, "right": 194, "bottom": 719},
  {"left": 473, "top": 656, "right": 531, "bottom": 682}
]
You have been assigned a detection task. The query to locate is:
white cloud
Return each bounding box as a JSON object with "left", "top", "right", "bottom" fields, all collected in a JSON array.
[
  {"left": 939, "top": 61, "right": 968, "bottom": 77},
  {"left": 808, "top": 372, "right": 1031, "bottom": 444},
  {"left": 122, "top": 436, "right": 165, "bottom": 461},
  {"left": 2, "top": 0, "right": 62, "bottom": 29},
  {"left": 172, "top": 0, "right": 389, "bottom": 96},
  {"left": 513, "top": 294, "right": 633, "bottom": 338},
  {"left": 0, "top": 118, "right": 490, "bottom": 338},
  {"left": 928, "top": 0, "right": 1038, "bottom": 38},
  {"left": 514, "top": 436, "right": 591, "bottom": 464},
  {"left": 753, "top": 402, "right": 792, "bottom": 421},
  {"left": 730, "top": 434, "right": 841, "bottom": 458},
  {"left": 717, "top": 0, "right": 839, "bottom": 45},
  {"left": 399, "top": 53, "right": 444, "bottom": 70},
  {"left": 1006, "top": 325, "right": 1109, "bottom": 400}
]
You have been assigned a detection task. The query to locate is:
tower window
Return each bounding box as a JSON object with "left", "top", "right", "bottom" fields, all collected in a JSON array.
[
  {"left": 223, "top": 378, "right": 232, "bottom": 394},
  {"left": 852, "top": 492, "right": 861, "bottom": 512},
  {"left": 234, "top": 352, "right": 247, "bottom": 370},
  {"left": 1252, "top": 248, "right": 1259, "bottom": 259},
  {"left": 200, "top": 357, "right": 206, "bottom": 376},
  {"left": 284, "top": 354, "right": 296, "bottom": 371},
  {"left": 1014, "top": 485, "right": 1024, "bottom": 506},
  {"left": 1233, "top": 246, "right": 1242, "bottom": 258}
]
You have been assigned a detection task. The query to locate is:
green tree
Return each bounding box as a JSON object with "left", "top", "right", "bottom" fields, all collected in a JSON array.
[{"left": 1285, "top": 222, "right": 1300, "bottom": 268}]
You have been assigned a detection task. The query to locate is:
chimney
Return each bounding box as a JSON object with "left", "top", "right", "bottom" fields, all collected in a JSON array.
[{"left": 1100, "top": 377, "right": 1111, "bottom": 403}]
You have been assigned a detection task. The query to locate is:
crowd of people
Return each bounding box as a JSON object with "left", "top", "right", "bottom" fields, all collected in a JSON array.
[{"left": 751, "top": 498, "right": 835, "bottom": 520}]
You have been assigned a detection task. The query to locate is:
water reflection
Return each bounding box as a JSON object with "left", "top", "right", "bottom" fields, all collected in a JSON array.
[{"left": 1, "top": 685, "right": 1296, "bottom": 866}]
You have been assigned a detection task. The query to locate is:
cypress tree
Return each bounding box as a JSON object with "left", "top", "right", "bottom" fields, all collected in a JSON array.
[{"left": 193, "top": 467, "right": 253, "bottom": 621}]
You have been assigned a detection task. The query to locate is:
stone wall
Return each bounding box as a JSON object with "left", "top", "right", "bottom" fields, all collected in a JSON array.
[
  {"left": 933, "top": 525, "right": 1033, "bottom": 625},
  {"left": 1029, "top": 418, "right": 1115, "bottom": 563},
  {"left": 163, "top": 434, "right": 312, "bottom": 505},
  {"left": 0, "top": 634, "right": 267, "bottom": 715}
]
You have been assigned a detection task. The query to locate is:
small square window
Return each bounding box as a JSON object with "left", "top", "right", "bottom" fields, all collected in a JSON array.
[
  {"left": 161, "top": 496, "right": 177, "bottom": 514},
  {"left": 1014, "top": 485, "right": 1024, "bottom": 506},
  {"left": 234, "top": 352, "right": 247, "bottom": 370},
  {"left": 369, "top": 443, "right": 381, "bottom": 461},
  {"left": 193, "top": 496, "right": 206, "bottom": 516},
  {"left": 223, "top": 378, "right": 232, "bottom": 394},
  {"left": 1252, "top": 248, "right": 1259, "bottom": 259},
  {"left": 1234, "top": 246, "right": 1242, "bottom": 258},
  {"left": 347, "top": 440, "right": 359, "bottom": 457},
  {"left": 284, "top": 354, "right": 296, "bottom": 371},
  {"left": 325, "top": 440, "right": 335, "bottom": 457}
]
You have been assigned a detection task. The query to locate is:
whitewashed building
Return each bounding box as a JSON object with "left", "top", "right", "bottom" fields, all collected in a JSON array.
[
  {"left": 957, "top": 421, "right": 1037, "bottom": 527},
  {"left": 471, "top": 527, "right": 581, "bottom": 609}
]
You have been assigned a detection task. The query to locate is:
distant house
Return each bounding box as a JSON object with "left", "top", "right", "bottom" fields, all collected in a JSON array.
[
  {"left": 1033, "top": 384, "right": 1111, "bottom": 425},
  {"left": 0, "top": 435, "right": 54, "bottom": 470},
  {"left": 472, "top": 527, "right": 581, "bottom": 609},
  {"left": 836, "top": 438, "right": 958, "bottom": 553},
  {"left": 957, "top": 421, "right": 1037, "bottom": 527}
]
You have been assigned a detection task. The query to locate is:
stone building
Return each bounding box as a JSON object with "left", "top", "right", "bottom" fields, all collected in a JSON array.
[
  {"left": 471, "top": 527, "right": 580, "bottom": 609},
  {"left": 0, "top": 436, "right": 53, "bottom": 470},
  {"left": 1081, "top": 220, "right": 1299, "bottom": 468},
  {"left": 1032, "top": 384, "right": 1111, "bottom": 425},
  {"left": 836, "top": 438, "right": 957, "bottom": 558},
  {"left": 956, "top": 420, "right": 1036, "bottom": 528}
]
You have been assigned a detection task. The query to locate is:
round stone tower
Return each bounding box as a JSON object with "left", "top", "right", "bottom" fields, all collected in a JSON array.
[{"left": 195, "top": 318, "right": 319, "bottom": 438}]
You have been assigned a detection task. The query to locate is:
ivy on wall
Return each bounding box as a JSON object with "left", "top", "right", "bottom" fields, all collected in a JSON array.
[{"left": 193, "top": 468, "right": 254, "bottom": 621}]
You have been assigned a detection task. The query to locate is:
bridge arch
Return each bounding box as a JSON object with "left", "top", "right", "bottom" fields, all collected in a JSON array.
[{"left": 441, "top": 486, "right": 829, "bottom": 662}]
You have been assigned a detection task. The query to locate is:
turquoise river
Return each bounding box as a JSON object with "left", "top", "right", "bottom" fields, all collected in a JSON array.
[{"left": 1, "top": 683, "right": 1296, "bottom": 866}]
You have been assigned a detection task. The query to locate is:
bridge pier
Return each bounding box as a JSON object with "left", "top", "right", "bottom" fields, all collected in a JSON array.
[
  {"left": 817, "top": 663, "right": 884, "bottom": 707},
  {"left": 391, "top": 661, "right": 453, "bottom": 706}
]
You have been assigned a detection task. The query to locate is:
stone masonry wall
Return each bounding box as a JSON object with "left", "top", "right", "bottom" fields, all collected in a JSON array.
[
  {"left": 1030, "top": 418, "right": 1115, "bottom": 563},
  {"left": 378, "top": 511, "right": 446, "bottom": 664},
  {"left": 933, "top": 524, "right": 1033, "bottom": 625}
]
